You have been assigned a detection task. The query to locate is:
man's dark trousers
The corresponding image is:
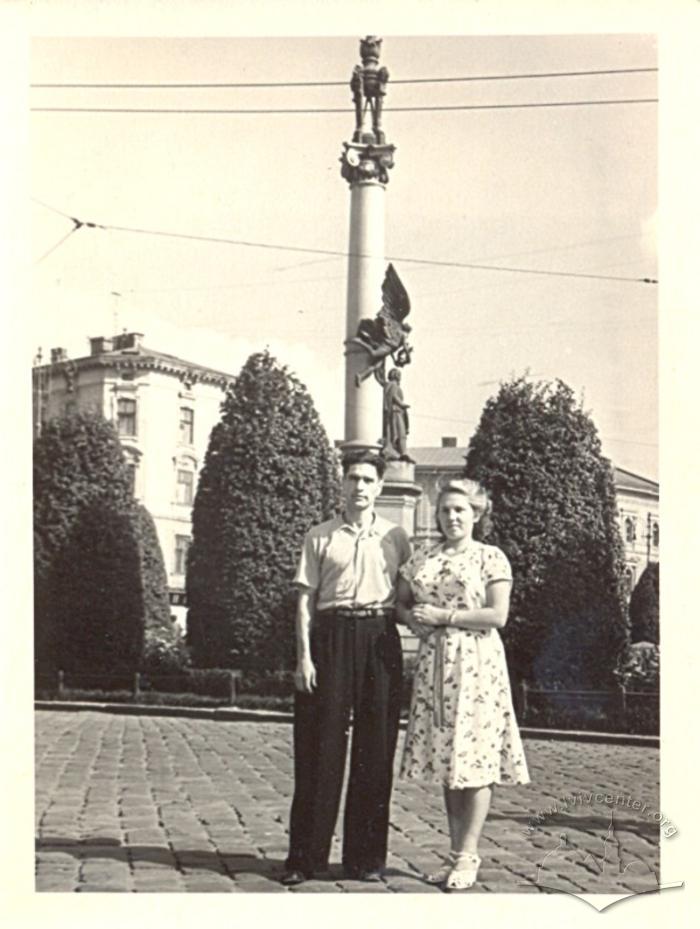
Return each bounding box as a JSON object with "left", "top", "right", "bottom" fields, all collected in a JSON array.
[{"left": 286, "top": 612, "right": 403, "bottom": 875}]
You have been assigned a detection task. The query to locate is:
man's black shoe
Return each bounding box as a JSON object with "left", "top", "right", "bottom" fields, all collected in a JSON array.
[
  {"left": 280, "top": 869, "right": 309, "bottom": 886},
  {"left": 344, "top": 866, "right": 384, "bottom": 882}
]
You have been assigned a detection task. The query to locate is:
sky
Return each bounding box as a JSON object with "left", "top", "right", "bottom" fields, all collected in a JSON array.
[{"left": 29, "top": 33, "right": 659, "bottom": 477}]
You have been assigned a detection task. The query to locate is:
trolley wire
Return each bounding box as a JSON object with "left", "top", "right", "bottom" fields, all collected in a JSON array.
[
  {"left": 30, "top": 201, "right": 657, "bottom": 285},
  {"left": 31, "top": 66, "right": 657, "bottom": 90},
  {"left": 31, "top": 97, "right": 657, "bottom": 115}
]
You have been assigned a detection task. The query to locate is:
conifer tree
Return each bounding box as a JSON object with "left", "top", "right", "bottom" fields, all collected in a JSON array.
[
  {"left": 136, "top": 503, "right": 187, "bottom": 671},
  {"left": 34, "top": 412, "right": 175, "bottom": 674},
  {"left": 187, "top": 351, "right": 341, "bottom": 669},
  {"left": 465, "top": 377, "right": 628, "bottom": 688},
  {"left": 34, "top": 411, "right": 135, "bottom": 673},
  {"left": 628, "top": 561, "right": 659, "bottom": 644},
  {"left": 49, "top": 499, "right": 145, "bottom": 672}
]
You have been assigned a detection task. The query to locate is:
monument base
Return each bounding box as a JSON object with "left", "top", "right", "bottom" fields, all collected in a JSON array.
[
  {"left": 339, "top": 438, "right": 382, "bottom": 455},
  {"left": 376, "top": 460, "right": 422, "bottom": 537}
]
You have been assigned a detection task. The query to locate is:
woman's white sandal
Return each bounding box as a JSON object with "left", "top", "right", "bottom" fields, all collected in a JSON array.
[
  {"left": 425, "top": 853, "right": 456, "bottom": 884},
  {"left": 446, "top": 853, "right": 480, "bottom": 890}
]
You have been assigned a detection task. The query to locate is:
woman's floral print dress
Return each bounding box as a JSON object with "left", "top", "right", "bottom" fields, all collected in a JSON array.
[{"left": 399, "top": 542, "right": 530, "bottom": 788}]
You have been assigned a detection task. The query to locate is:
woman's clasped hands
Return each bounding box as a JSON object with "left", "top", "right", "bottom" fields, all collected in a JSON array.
[{"left": 407, "top": 602, "right": 451, "bottom": 639}]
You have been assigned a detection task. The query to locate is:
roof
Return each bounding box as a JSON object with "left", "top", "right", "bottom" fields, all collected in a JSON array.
[
  {"left": 133, "top": 345, "right": 234, "bottom": 380},
  {"left": 409, "top": 447, "right": 658, "bottom": 497},
  {"left": 409, "top": 446, "right": 468, "bottom": 468},
  {"left": 612, "top": 466, "right": 659, "bottom": 496},
  {"left": 43, "top": 343, "right": 235, "bottom": 386}
]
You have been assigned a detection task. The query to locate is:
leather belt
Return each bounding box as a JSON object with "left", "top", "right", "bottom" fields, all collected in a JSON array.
[{"left": 326, "top": 607, "right": 394, "bottom": 620}]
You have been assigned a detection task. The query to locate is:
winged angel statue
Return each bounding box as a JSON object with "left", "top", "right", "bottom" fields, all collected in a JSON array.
[{"left": 346, "top": 263, "right": 413, "bottom": 386}]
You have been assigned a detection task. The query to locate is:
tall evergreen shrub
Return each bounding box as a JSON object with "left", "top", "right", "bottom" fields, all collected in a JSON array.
[
  {"left": 187, "top": 351, "right": 341, "bottom": 670},
  {"left": 629, "top": 562, "right": 659, "bottom": 644},
  {"left": 465, "top": 377, "right": 628, "bottom": 688}
]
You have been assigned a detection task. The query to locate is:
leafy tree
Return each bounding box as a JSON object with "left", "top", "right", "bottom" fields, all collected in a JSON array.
[
  {"left": 33, "top": 411, "right": 133, "bottom": 580},
  {"left": 135, "top": 504, "right": 176, "bottom": 643},
  {"left": 34, "top": 413, "right": 178, "bottom": 675},
  {"left": 34, "top": 411, "right": 134, "bottom": 674},
  {"left": 187, "top": 350, "right": 341, "bottom": 670},
  {"left": 464, "top": 376, "right": 628, "bottom": 689},
  {"left": 135, "top": 504, "right": 191, "bottom": 672},
  {"left": 628, "top": 562, "right": 659, "bottom": 644},
  {"left": 49, "top": 499, "right": 145, "bottom": 672},
  {"left": 614, "top": 641, "right": 659, "bottom": 691}
]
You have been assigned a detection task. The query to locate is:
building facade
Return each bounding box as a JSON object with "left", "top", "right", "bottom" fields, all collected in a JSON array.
[
  {"left": 410, "top": 438, "right": 659, "bottom": 596},
  {"left": 613, "top": 467, "right": 660, "bottom": 595},
  {"left": 32, "top": 332, "right": 233, "bottom": 627}
]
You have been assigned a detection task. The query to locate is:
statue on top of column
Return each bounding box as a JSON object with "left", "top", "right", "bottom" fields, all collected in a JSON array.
[
  {"left": 351, "top": 36, "right": 390, "bottom": 144},
  {"left": 346, "top": 263, "right": 413, "bottom": 386}
]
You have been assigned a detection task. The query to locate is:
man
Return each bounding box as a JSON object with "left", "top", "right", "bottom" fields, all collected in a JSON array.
[{"left": 281, "top": 450, "right": 411, "bottom": 885}]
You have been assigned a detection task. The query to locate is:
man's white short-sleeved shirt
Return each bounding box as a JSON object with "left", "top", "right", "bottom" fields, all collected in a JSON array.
[{"left": 294, "top": 514, "right": 411, "bottom": 611}]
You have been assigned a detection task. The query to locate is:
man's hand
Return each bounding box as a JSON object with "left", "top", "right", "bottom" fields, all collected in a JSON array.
[
  {"left": 294, "top": 656, "right": 317, "bottom": 693},
  {"left": 404, "top": 616, "right": 433, "bottom": 640},
  {"left": 412, "top": 603, "right": 449, "bottom": 627}
]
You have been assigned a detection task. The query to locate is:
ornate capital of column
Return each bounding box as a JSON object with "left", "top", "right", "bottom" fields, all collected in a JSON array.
[{"left": 340, "top": 141, "right": 396, "bottom": 186}]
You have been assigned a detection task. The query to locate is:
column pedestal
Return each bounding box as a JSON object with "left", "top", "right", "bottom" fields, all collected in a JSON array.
[{"left": 375, "top": 460, "right": 422, "bottom": 537}]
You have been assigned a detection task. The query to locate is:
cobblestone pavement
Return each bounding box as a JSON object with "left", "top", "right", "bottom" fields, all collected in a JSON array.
[{"left": 35, "top": 711, "right": 660, "bottom": 895}]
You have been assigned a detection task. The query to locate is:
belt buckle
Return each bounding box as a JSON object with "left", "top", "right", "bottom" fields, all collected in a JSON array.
[{"left": 338, "top": 606, "right": 389, "bottom": 619}]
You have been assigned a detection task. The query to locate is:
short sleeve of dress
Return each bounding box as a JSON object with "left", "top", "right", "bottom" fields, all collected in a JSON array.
[
  {"left": 482, "top": 545, "right": 512, "bottom": 585},
  {"left": 400, "top": 546, "right": 426, "bottom": 583},
  {"left": 395, "top": 527, "right": 412, "bottom": 568}
]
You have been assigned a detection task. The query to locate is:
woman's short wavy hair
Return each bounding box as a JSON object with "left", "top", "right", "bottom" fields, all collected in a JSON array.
[{"left": 435, "top": 478, "right": 492, "bottom": 536}]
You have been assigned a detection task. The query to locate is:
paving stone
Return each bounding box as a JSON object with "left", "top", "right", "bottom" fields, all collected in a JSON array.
[{"left": 35, "top": 711, "right": 660, "bottom": 894}]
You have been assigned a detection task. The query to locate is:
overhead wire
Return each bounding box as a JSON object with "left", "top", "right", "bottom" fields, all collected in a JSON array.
[
  {"left": 32, "top": 198, "right": 80, "bottom": 222},
  {"left": 102, "top": 220, "right": 660, "bottom": 285},
  {"left": 30, "top": 201, "right": 657, "bottom": 284},
  {"left": 30, "top": 66, "right": 657, "bottom": 89},
  {"left": 34, "top": 226, "right": 81, "bottom": 264},
  {"left": 31, "top": 98, "right": 657, "bottom": 115}
]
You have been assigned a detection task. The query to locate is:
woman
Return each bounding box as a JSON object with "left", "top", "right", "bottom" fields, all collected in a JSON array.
[{"left": 397, "top": 479, "right": 529, "bottom": 890}]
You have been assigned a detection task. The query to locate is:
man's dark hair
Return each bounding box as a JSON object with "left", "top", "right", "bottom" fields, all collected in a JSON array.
[{"left": 341, "top": 449, "right": 386, "bottom": 479}]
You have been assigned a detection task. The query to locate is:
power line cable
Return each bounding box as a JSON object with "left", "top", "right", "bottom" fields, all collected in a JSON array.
[
  {"left": 32, "top": 208, "right": 107, "bottom": 264},
  {"left": 31, "top": 97, "right": 657, "bottom": 115},
  {"left": 102, "top": 221, "right": 659, "bottom": 284},
  {"left": 32, "top": 198, "right": 80, "bottom": 222},
  {"left": 70, "top": 234, "right": 652, "bottom": 296},
  {"left": 30, "top": 67, "right": 657, "bottom": 89},
  {"left": 34, "top": 226, "right": 81, "bottom": 264},
  {"left": 30, "top": 201, "right": 658, "bottom": 284}
]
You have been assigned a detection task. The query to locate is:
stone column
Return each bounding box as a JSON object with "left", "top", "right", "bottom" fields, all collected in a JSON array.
[
  {"left": 340, "top": 35, "right": 395, "bottom": 452},
  {"left": 339, "top": 37, "right": 422, "bottom": 536},
  {"left": 342, "top": 153, "right": 391, "bottom": 449}
]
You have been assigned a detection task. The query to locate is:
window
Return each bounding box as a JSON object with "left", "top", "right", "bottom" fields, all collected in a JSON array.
[
  {"left": 174, "top": 535, "right": 191, "bottom": 575},
  {"left": 117, "top": 397, "right": 137, "bottom": 436},
  {"left": 624, "top": 517, "right": 636, "bottom": 544},
  {"left": 652, "top": 522, "right": 659, "bottom": 548},
  {"left": 623, "top": 565, "right": 636, "bottom": 598},
  {"left": 176, "top": 469, "right": 194, "bottom": 505},
  {"left": 126, "top": 463, "right": 137, "bottom": 496},
  {"left": 179, "top": 406, "right": 194, "bottom": 445},
  {"left": 416, "top": 487, "right": 433, "bottom": 536}
]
